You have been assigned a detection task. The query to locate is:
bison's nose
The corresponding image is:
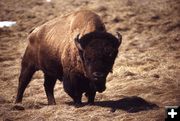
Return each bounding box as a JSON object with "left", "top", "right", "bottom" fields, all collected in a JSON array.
[{"left": 93, "top": 72, "right": 105, "bottom": 78}]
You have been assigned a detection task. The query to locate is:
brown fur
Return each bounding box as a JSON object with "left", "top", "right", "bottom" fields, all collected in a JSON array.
[{"left": 15, "top": 10, "right": 121, "bottom": 105}]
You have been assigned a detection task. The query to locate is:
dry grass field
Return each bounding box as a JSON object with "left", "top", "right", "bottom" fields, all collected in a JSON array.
[{"left": 0, "top": 0, "right": 180, "bottom": 121}]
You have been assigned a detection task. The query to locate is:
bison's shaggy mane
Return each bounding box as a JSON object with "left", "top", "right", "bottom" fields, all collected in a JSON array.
[{"left": 79, "top": 31, "right": 120, "bottom": 48}]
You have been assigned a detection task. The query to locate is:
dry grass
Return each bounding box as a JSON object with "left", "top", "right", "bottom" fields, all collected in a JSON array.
[{"left": 0, "top": 0, "right": 180, "bottom": 121}]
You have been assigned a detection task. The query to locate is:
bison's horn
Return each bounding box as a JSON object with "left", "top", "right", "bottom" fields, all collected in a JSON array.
[
  {"left": 75, "top": 34, "right": 80, "bottom": 42},
  {"left": 75, "top": 34, "right": 83, "bottom": 51},
  {"left": 116, "top": 32, "right": 122, "bottom": 45}
]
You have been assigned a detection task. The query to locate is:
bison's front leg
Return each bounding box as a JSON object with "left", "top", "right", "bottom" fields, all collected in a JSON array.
[
  {"left": 44, "top": 74, "right": 57, "bottom": 105},
  {"left": 85, "top": 82, "right": 96, "bottom": 105},
  {"left": 73, "top": 92, "right": 83, "bottom": 106},
  {"left": 85, "top": 91, "right": 96, "bottom": 105},
  {"left": 63, "top": 72, "right": 83, "bottom": 106}
]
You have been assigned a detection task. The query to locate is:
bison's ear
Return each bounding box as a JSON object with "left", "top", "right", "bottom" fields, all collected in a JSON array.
[
  {"left": 116, "top": 32, "right": 122, "bottom": 47},
  {"left": 75, "top": 34, "right": 84, "bottom": 51}
]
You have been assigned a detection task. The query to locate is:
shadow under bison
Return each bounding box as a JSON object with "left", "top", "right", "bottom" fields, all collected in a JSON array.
[
  {"left": 94, "top": 96, "right": 159, "bottom": 113},
  {"left": 66, "top": 96, "right": 158, "bottom": 113}
]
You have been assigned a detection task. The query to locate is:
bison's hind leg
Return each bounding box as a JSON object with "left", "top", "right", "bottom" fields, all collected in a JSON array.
[
  {"left": 15, "top": 46, "right": 38, "bottom": 103},
  {"left": 44, "top": 74, "right": 57, "bottom": 105},
  {"left": 15, "top": 62, "right": 36, "bottom": 103}
]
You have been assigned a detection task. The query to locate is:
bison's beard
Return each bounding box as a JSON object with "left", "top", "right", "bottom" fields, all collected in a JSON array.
[{"left": 89, "top": 79, "right": 106, "bottom": 93}]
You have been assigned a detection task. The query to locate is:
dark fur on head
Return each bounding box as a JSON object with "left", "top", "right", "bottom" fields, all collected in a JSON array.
[
  {"left": 76, "top": 31, "right": 121, "bottom": 50},
  {"left": 75, "top": 31, "right": 122, "bottom": 93}
]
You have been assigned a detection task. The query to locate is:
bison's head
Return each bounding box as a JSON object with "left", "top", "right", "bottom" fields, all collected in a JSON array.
[{"left": 75, "top": 31, "right": 122, "bottom": 92}]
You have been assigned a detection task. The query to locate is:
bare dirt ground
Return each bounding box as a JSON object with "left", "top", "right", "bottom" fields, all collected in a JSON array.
[{"left": 0, "top": 0, "right": 180, "bottom": 121}]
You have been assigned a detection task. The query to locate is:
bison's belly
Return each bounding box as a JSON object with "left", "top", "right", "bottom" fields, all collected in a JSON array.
[{"left": 39, "top": 55, "right": 63, "bottom": 80}]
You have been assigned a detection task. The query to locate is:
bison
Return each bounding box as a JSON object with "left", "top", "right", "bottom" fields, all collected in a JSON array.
[{"left": 15, "top": 10, "right": 122, "bottom": 105}]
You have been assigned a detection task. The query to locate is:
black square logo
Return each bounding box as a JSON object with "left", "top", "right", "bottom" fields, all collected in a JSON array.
[{"left": 165, "top": 106, "right": 179, "bottom": 121}]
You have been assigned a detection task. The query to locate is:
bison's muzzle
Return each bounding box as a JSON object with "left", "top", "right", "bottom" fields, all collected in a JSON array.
[{"left": 90, "top": 78, "right": 106, "bottom": 93}]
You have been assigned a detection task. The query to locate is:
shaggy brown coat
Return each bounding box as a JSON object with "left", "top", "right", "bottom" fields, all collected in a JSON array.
[{"left": 15, "top": 10, "right": 121, "bottom": 105}]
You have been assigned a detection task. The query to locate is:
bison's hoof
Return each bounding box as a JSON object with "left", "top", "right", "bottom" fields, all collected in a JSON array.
[
  {"left": 48, "top": 101, "right": 56, "bottom": 105},
  {"left": 74, "top": 102, "right": 83, "bottom": 108},
  {"left": 15, "top": 99, "right": 22, "bottom": 104}
]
